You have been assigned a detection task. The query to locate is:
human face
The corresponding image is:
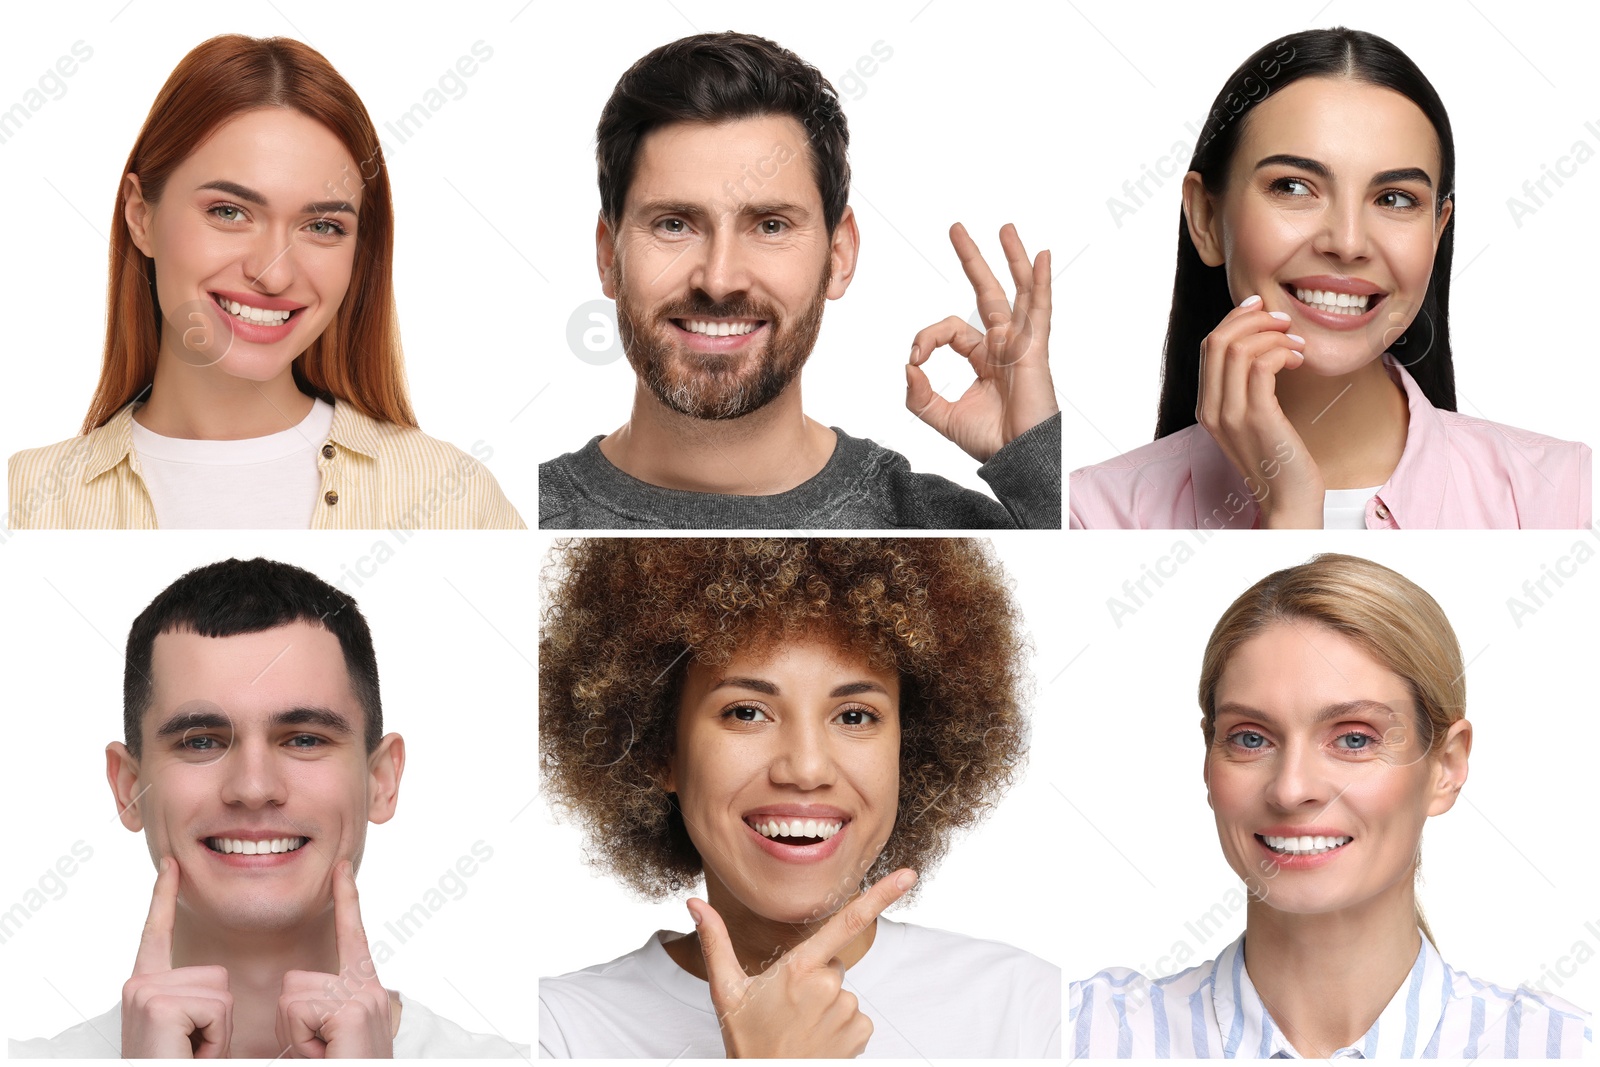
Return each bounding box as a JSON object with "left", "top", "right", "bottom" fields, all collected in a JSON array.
[
  {"left": 107, "top": 622, "right": 402, "bottom": 933},
  {"left": 1204, "top": 621, "right": 1466, "bottom": 918},
  {"left": 667, "top": 637, "right": 899, "bottom": 926},
  {"left": 599, "top": 114, "right": 859, "bottom": 420},
  {"left": 1188, "top": 77, "right": 1453, "bottom": 377},
  {"left": 124, "top": 107, "right": 362, "bottom": 383}
]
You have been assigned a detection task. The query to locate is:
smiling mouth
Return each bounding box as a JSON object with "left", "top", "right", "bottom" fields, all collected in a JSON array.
[
  {"left": 205, "top": 836, "right": 308, "bottom": 856},
  {"left": 1256, "top": 833, "right": 1352, "bottom": 856},
  {"left": 211, "top": 293, "right": 300, "bottom": 327},
  {"left": 745, "top": 816, "right": 845, "bottom": 846},
  {"left": 672, "top": 318, "right": 765, "bottom": 337},
  {"left": 1285, "top": 285, "right": 1384, "bottom": 317}
]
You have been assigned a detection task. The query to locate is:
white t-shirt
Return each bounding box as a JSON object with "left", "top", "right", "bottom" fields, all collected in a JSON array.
[
  {"left": 1323, "top": 485, "right": 1383, "bottom": 530},
  {"left": 538, "top": 918, "right": 1061, "bottom": 1058},
  {"left": 7, "top": 989, "right": 528, "bottom": 1058},
  {"left": 129, "top": 398, "right": 335, "bottom": 529}
]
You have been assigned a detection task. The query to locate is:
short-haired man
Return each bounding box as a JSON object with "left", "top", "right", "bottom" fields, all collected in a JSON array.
[
  {"left": 9, "top": 558, "right": 525, "bottom": 1058},
  {"left": 539, "top": 32, "right": 1060, "bottom": 529}
]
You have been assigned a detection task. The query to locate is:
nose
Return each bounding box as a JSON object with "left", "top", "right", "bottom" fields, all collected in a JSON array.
[
  {"left": 686, "top": 223, "right": 753, "bottom": 304},
  {"left": 1262, "top": 740, "right": 1331, "bottom": 812},
  {"left": 1310, "top": 193, "right": 1371, "bottom": 263},
  {"left": 241, "top": 223, "right": 296, "bottom": 294},
  {"left": 769, "top": 718, "right": 836, "bottom": 791},
  {"left": 218, "top": 736, "right": 289, "bottom": 809}
]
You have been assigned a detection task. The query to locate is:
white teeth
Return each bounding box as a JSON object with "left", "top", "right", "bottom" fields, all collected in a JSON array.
[
  {"left": 1261, "top": 833, "right": 1352, "bottom": 856},
  {"left": 750, "top": 817, "right": 844, "bottom": 842},
  {"left": 1293, "top": 287, "right": 1371, "bottom": 315},
  {"left": 214, "top": 296, "right": 293, "bottom": 326},
  {"left": 681, "top": 319, "right": 758, "bottom": 337},
  {"left": 206, "top": 836, "right": 306, "bottom": 855}
]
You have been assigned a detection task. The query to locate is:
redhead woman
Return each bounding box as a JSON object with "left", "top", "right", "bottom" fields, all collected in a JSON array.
[
  {"left": 538, "top": 538, "right": 1060, "bottom": 1058},
  {"left": 1070, "top": 29, "right": 1590, "bottom": 530},
  {"left": 7, "top": 35, "right": 522, "bottom": 529},
  {"left": 1069, "top": 554, "right": 1589, "bottom": 1057}
]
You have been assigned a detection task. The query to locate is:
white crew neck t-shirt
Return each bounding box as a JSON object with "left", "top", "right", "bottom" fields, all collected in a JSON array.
[
  {"left": 1324, "top": 485, "right": 1383, "bottom": 530},
  {"left": 129, "top": 398, "right": 335, "bottom": 529},
  {"left": 538, "top": 918, "right": 1061, "bottom": 1058},
  {"left": 8, "top": 989, "right": 529, "bottom": 1058}
]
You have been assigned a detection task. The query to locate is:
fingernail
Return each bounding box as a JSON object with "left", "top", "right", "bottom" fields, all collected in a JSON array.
[
  {"left": 687, "top": 902, "right": 702, "bottom": 925},
  {"left": 159, "top": 857, "right": 168, "bottom": 874},
  {"left": 909, "top": 344, "right": 919, "bottom": 362},
  {"left": 1239, "top": 294, "right": 1262, "bottom": 308},
  {"left": 896, "top": 870, "right": 918, "bottom": 891},
  {"left": 1268, "top": 311, "right": 1291, "bottom": 321},
  {"left": 1289, "top": 351, "right": 1305, "bottom": 363},
  {"left": 1286, "top": 334, "right": 1305, "bottom": 345}
]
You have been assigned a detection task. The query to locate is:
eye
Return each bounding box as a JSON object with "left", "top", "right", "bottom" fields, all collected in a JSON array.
[
  {"left": 1226, "top": 729, "right": 1269, "bottom": 751},
  {"left": 209, "top": 204, "right": 246, "bottom": 223},
  {"left": 180, "top": 735, "right": 224, "bottom": 751},
  {"left": 1377, "top": 190, "right": 1420, "bottom": 210},
  {"left": 1268, "top": 177, "right": 1313, "bottom": 198},
  {"left": 307, "top": 217, "right": 348, "bottom": 237},
  {"left": 722, "top": 704, "right": 771, "bottom": 723},
  {"left": 757, "top": 218, "right": 787, "bottom": 235},
  {"left": 833, "top": 706, "right": 880, "bottom": 727},
  {"left": 286, "top": 734, "right": 326, "bottom": 748},
  {"left": 657, "top": 218, "right": 688, "bottom": 235},
  {"left": 1333, "top": 730, "right": 1378, "bottom": 751}
]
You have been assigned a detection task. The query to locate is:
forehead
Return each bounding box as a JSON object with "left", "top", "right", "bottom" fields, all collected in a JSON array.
[
  {"left": 147, "top": 621, "right": 359, "bottom": 731},
  {"left": 626, "top": 114, "right": 821, "bottom": 213},
  {"left": 1214, "top": 621, "right": 1412, "bottom": 720},
  {"left": 1234, "top": 76, "right": 1442, "bottom": 180},
  {"left": 682, "top": 634, "right": 898, "bottom": 699},
  {"left": 172, "top": 107, "right": 363, "bottom": 209}
]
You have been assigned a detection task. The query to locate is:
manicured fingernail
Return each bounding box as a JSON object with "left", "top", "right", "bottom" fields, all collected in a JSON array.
[
  {"left": 896, "top": 870, "right": 918, "bottom": 891},
  {"left": 1268, "top": 311, "right": 1291, "bottom": 321},
  {"left": 1286, "top": 334, "right": 1306, "bottom": 345},
  {"left": 1289, "top": 351, "right": 1305, "bottom": 362},
  {"left": 1239, "top": 294, "right": 1262, "bottom": 307}
]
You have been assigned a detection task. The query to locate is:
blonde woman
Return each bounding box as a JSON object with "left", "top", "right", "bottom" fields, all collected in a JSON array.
[{"left": 1070, "top": 554, "right": 1588, "bottom": 1057}]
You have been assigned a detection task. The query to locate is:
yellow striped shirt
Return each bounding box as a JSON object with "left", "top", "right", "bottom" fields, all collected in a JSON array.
[{"left": 6, "top": 400, "right": 525, "bottom": 530}]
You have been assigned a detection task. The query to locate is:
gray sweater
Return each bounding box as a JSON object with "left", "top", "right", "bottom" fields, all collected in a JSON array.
[{"left": 539, "top": 413, "right": 1061, "bottom": 529}]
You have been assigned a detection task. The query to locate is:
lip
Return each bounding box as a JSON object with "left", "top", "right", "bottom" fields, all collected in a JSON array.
[
  {"left": 1253, "top": 828, "right": 1354, "bottom": 871},
  {"left": 208, "top": 291, "right": 304, "bottom": 345},
  {"left": 198, "top": 833, "right": 313, "bottom": 869},
  {"left": 1280, "top": 279, "right": 1386, "bottom": 333},
  {"left": 742, "top": 809, "right": 850, "bottom": 865},
  {"left": 668, "top": 318, "right": 768, "bottom": 354}
]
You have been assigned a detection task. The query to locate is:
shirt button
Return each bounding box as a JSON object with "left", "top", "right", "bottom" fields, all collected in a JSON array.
[
  {"left": 1374, "top": 502, "right": 1390, "bottom": 521},
  {"left": 321, "top": 444, "right": 336, "bottom": 459},
  {"left": 324, "top": 490, "right": 339, "bottom": 507}
]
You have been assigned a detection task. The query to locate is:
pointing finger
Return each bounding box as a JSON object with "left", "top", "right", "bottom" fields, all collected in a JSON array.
[
  {"left": 796, "top": 869, "right": 917, "bottom": 970},
  {"left": 949, "top": 222, "right": 1008, "bottom": 313},
  {"left": 134, "top": 856, "right": 179, "bottom": 976},
  {"left": 332, "top": 860, "right": 373, "bottom": 980}
]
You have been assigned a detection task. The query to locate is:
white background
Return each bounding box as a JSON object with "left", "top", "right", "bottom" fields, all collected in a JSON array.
[
  {"left": 0, "top": 533, "right": 535, "bottom": 1046},
  {"left": 534, "top": 533, "right": 1071, "bottom": 980},
  {"left": 1060, "top": 0, "right": 1600, "bottom": 468},
  {"left": 1061, "top": 530, "right": 1597, "bottom": 1011}
]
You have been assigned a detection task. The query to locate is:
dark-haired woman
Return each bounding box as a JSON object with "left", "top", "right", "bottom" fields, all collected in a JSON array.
[
  {"left": 537, "top": 538, "right": 1060, "bottom": 1058},
  {"left": 1070, "top": 29, "right": 1589, "bottom": 530}
]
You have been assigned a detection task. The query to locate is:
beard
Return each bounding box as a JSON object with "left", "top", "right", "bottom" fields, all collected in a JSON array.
[{"left": 614, "top": 264, "right": 830, "bottom": 421}]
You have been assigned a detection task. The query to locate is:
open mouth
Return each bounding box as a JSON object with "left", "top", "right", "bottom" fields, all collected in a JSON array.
[
  {"left": 744, "top": 816, "right": 845, "bottom": 847},
  {"left": 211, "top": 293, "right": 300, "bottom": 327},
  {"left": 204, "top": 836, "right": 308, "bottom": 856},
  {"left": 1284, "top": 284, "right": 1385, "bottom": 318},
  {"left": 1256, "top": 833, "right": 1352, "bottom": 857},
  {"left": 672, "top": 317, "right": 766, "bottom": 338}
]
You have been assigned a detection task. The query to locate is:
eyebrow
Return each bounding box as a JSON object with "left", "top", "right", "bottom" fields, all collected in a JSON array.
[
  {"left": 197, "top": 180, "right": 357, "bottom": 216},
  {"left": 708, "top": 677, "right": 893, "bottom": 699},
  {"left": 1253, "top": 155, "right": 1434, "bottom": 190},
  {"left": 1213, "top": 698, "right": 1406, "bottom": 726},
  {"left": 630, "top": 198, "right": 813, "bottom": 222},
  {"left": 154, "top": 705, "right": 355, "bottom": 740}
]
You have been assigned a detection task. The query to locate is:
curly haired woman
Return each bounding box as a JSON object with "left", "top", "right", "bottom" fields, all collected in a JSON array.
[{"left": 538, "top": 537, "right": 1060, "bottom": 1058}]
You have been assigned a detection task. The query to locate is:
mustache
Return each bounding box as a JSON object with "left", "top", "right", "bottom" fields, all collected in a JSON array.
[{"left": 655, "top": 294, "right": 776, "bottom": 322}]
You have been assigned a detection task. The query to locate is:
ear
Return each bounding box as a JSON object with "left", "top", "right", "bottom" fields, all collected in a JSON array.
[
  {"left": 1434, "top": 193, "right": 1453, "bottom": 249},
  {"left": 1181, "top": 171, "right": 1225, "bottom": 268},
  {"left": 106, "top": 742, "right": 146, "bottom": 832},
  {"left": 124, "top": 173, "right": 156, "bottom": 259},
  {"left": 1426, "top": 718, "right": 1471, "bottom": 817},
  {"left": 596, "top": 212, "right": 618, "bottom": 299},
  {"left": 366, "top": 733, "right": 406, "bottom": 825},
  {"left": 1201, "top": 750, "right": 1213, "bottom": 808},
  {"left": 825, "top": 205, "right": 860, "bottom": 300}
]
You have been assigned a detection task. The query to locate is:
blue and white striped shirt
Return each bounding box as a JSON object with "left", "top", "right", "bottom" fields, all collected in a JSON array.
[{"left": 1069, "top": 932, "right": 1590, "bottom": 1058}]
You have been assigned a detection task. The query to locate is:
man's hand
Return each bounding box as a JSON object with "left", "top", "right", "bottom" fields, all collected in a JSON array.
[
  {"left": 122, "top": 858, "right": 234, "bottom": 1058},
  {"left": 691, "top": 868, "right": 916, "bottom": 1058},
  {"left": 906, "top": 224, "right": 1056, "bottom": 462},
  {"left": 276, "top": 861, "right": 393, "bottom": 1058}
]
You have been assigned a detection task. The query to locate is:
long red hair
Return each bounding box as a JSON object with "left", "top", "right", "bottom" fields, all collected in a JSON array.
[{"left": 83, "top": 35, "right": 415, "bottom": 433}]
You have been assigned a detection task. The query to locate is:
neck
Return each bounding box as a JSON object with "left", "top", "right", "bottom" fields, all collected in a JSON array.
[
  {"left": 171, "top": 913, "right": 341, "bottom": 1058},
  {"left": 669, "top": 874, "right": 879, "bottom": 981},
  {"left": 136, "top": 350, "right": 315, "bottom": 440},
  {"left": 1274, "top": 357, "right": 1409, "bottom": 490},
  {"left": 598, "top": 382, "right": 835, "bottom": 495},
  {"left": 1241, "top": 881, "right": 1422, "bottom": 1057}
]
